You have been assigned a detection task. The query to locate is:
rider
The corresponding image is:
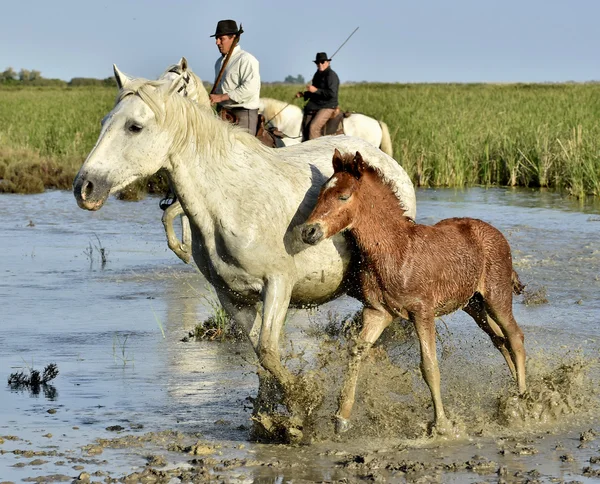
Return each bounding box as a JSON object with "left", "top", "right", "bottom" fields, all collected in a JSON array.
[
  {"left": 209, "top": 19, "right": 261, "bottom": 135},
  {"left": 296, "top": 52, "right": 340, "bottom": 141}
]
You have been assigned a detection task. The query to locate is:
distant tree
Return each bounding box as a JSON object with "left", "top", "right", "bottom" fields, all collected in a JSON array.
[
  {"left": 1, "top": 67, "right": 16, "bottom": 82},
  {"left": 29, "top": 70, "right": 41, "bottom": 81},
  {"left": 18, "top": 68, "right": 31, "bottom": 82},
  {"left": 284, "top": 74, "right": 305, "bottom": 84}
]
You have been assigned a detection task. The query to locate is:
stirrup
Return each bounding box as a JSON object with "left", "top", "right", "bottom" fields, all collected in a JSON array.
[{"left": 159, "top": 193, "right": 177, "bottom": 211}]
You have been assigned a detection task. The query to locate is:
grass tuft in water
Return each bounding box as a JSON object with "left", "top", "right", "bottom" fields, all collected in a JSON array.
[{"left": 180, "top": 283, "right": 243, "bottom": 342}]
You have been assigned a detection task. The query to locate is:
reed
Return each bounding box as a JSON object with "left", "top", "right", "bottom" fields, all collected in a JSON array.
[{"left": 2, "top": 83, "right": 600, "bottom": 198}]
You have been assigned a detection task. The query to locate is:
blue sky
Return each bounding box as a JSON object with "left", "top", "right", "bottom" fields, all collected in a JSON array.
[{"left": 2, "top": 0, "right": 599, "bottom": 84}]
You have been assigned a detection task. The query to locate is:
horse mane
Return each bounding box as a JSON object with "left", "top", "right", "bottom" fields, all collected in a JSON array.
[
  {"left": 117, "top": 78, "right": 271, "bottom": 159},
  {"left": 337, "top": 152, "right": 410, "bottom": 217}
]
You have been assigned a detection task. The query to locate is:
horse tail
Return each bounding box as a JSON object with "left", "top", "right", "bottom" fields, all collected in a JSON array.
[
  {"left": 512, "top": 269, "right": 525, "bottom": 295},
  {"left": 378, "top": 120, "right": 394, "bottom": 158}
]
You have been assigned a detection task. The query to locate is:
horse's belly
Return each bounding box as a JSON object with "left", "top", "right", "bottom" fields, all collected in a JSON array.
[{"left": 290, "top": 235, "right": 351, "bottom": 305}]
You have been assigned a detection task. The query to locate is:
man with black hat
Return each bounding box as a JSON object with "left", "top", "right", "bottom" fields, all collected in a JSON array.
[
  {"left": 209, "top": 19, "right": 261, "bottom": 135},
  {"left": 296, "top": 52, "right": 340, "bottom": 141}
]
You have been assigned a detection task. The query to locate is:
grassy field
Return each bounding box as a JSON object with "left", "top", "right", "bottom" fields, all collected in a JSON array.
[{"left": 1, "top": 83, "right": 599, "bottom": 199}]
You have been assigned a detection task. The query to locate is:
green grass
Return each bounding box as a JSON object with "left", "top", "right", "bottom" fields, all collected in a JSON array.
[{"left": 2, "top": 83, "right": 600, "bottom": 198}]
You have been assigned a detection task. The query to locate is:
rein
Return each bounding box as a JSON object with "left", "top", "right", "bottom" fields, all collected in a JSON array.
[{"left": 264, "top": 98, "right": 303, "bottom": 140}]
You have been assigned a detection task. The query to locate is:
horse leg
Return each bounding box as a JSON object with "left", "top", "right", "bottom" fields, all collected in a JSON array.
[
  {"left": 412, "top": 309, "right": 452, "bottom": 435},
  {"left": 162, "top": 201, "right": 192, "bottom": 263},
  {"left": 463, "top": 294, "right": 517, "bottom": 379},
  {"left": 483, "top": 293, "right": 527, "bottom": 394},
  {"left": 215, "top": 290, "right": 261, "bottom": 348},
  {"left": 336, "top": 306, "right": 393, "bottom": 433},
  {"left": 257, "top": 276, "right": 295, "bottom": 390}
]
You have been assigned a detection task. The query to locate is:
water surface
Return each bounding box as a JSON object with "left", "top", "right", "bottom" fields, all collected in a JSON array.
[{"left": 0, "top": 188, "right": 599, "bottom": 482}]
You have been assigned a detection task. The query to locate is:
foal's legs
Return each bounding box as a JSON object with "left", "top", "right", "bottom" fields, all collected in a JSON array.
[
  {"left": 336, "top": 306, "right": 393, "bottom": 433},
  {"left": 463, "top": 294, "right": 518, "bottom": 379},
  {"left": 484, "top": 294, "right": 527, "bottom": 394},
  {"left": 411, "top": 308, "right": 453, "bottom": 434}
]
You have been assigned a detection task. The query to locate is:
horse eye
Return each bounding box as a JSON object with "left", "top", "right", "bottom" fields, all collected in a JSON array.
[
  {"left": 338, "top": 194, "right": 351, "bottom": 201},
  {"left": 128, "top": 123, "right": 143, "bottom": 134}
]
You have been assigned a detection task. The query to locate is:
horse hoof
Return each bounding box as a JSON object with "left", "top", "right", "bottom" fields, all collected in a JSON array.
[{"left": 335, "top": 416, "right": 351, "bottom": 434}]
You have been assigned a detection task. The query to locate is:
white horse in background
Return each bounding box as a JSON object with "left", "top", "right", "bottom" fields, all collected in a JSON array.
[
  {"left": 73, "top": 68, "right": 416, "bottom": 424},
  {"left": 258, "top": 98, "right": 304, "bottom": 147},
  {"left": 159, "top": 57, "right": 211, "bottom": 109},
  {"left": 259, "top": 97, "right": 395, "bottom": 157},
  {"left": 157, "top": 57, "right": 212, "bottom": 262}
]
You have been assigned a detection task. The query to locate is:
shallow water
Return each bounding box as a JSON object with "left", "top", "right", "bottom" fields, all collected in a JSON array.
[{"left": 0, "top": 188, "right": 599, "bottom": 483}]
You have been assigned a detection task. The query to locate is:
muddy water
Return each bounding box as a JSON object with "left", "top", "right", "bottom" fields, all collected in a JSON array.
[{"left": 1, "top": 188, "right": 599, "bottom": 483}]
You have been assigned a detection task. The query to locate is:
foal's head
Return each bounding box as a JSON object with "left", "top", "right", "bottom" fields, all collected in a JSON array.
[{"left": 301, "top": 149, "right": 367, "bottom": 245}]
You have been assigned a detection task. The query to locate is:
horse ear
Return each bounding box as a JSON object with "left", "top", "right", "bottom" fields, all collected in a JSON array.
[
  {"left": 180, "top": 57, "right": 188, "bottom": 71},
  {"left": 113, "top": 64, "right": 131, "bottom": 90},
  {"left": 354, "top": 151, "right": 367, "bottom": 176},
  {"left": 332, "top": 148, "right": 344, "bottom": 172}
]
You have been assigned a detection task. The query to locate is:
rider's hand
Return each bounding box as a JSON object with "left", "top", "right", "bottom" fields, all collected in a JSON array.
[
  {"left": 295, "top": 91, "right": 303, "bottom": 98},
  {"left": 209, "top": 93, "right": 229, "bottom": 104}
]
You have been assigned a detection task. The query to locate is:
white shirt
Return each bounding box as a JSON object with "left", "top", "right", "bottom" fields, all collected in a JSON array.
[{"left": 214, "top": 45, "right": 260, "bottom": 110}]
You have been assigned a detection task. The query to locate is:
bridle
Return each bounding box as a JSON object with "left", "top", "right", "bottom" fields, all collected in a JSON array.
[{"left": 168, "top": 66, "right": 191, "bottom": 96}]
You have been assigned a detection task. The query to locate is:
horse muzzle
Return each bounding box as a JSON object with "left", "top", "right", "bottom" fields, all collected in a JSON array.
[
  {"left": 300, "top": 223, "right": 325, "bottom": 245},
  {"left": 73, "top": 173, "right": 110, "bottom": 211}
]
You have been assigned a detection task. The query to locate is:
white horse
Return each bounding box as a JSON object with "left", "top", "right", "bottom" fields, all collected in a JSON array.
[
  {"left": 259, "top": 97, "right": 395, "bottom": 157},
  {"left": 73, "top": 68, "right": 416, "bottom": 418},
  {"left": 258, "top": 98, "right": 304, "bottom": 147},
  {"left": 157, "top": 57, "right": 211, "bottom": 262}
]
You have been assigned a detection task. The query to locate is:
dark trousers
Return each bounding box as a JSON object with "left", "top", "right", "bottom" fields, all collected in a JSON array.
[
  {"left": 301, "top": 108, "right": 336, "bottom": 141},
  {"left": 219, "top": 106, "right": 259, "bottom": 136}
]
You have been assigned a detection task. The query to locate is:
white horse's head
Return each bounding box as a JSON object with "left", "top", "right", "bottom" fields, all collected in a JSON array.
[
  {"left": 73, "top": 67, "right": 184, "bottom": 210},
  {"left": 158, "top": 57, "right": 211, "bottom": 109}
]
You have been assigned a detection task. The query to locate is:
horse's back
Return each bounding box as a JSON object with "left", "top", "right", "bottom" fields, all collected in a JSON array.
[
  {"left": 343, "top": 114, "right": 382, "bottom": 148},
  {"left": 432, "top": 217, "right": 514, "bottom": 277},
  {"left": 433, "top": 217, "right": 510, "bottom": 249}
]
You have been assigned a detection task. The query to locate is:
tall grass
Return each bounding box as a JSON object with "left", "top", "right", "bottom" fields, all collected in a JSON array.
[
  {"left": 263, "top": 82, "right": 600, "bottom": 198},
  {"left": 2, "top": 83, "right": 600, "bottom": 198},
  {"left": 0, "top": 87, "right": 115, "bottom": 193}
]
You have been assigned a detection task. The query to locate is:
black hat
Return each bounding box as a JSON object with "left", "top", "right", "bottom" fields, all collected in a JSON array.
[
  {"left": 210, "top": 19, "right": 241, "bottom": 38},
  {"left": 314, "top": 52, "right": 331, "bottom": 64}
]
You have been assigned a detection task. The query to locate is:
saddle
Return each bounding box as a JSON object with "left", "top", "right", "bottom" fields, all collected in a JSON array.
[
  {"left": 220, "top": 110, "right": 282, "bottom": 148},
  {"left": 323, "top": 107, "right": 352, "bottom": 136},
  {"left": 219, "top": 108, "right": 238, "bottom": 124},
  {"left": 255, "top": 113, "right": 283, "bottom": 148}
]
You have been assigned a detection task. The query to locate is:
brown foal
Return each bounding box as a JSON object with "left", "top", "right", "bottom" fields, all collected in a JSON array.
[{"left": 300, "top": 149, "right": 527, "bottom": 435}]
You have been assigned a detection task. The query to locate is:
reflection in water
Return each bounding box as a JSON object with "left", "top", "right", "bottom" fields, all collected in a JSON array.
[
  {"left": 0, "top": 188, "right": 599, "bottom": 482},
  {"left": 8, "top": 382, "right": 58, "bottom": 400}
]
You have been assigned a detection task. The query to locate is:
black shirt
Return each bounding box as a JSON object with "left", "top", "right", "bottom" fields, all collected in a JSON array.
[{"left": 303, "top": 66, "right": 339, "bottom": 112}]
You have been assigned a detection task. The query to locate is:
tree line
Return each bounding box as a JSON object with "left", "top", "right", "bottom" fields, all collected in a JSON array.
[
  {"left": 1, "top": 67, "right": 309, "bottom": 87},
  {"left": 0, "top": 67, "right": 117, "bottom": 87}
]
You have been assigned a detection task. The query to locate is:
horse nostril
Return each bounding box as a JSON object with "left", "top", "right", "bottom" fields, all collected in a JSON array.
[
  {"left": 301, "top": 224, "right": 323, "bottom": 245},
  {"left": 81, "top": 180, "right": 94, "bottom": 201}
]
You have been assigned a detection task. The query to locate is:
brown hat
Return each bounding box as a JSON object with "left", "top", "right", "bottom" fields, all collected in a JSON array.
[
  {"left": 210, "top": 19, "right": 241, "bottom": 37},
  {"left": 314, "top": 52, "right": 331, "bottom": 64}
]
